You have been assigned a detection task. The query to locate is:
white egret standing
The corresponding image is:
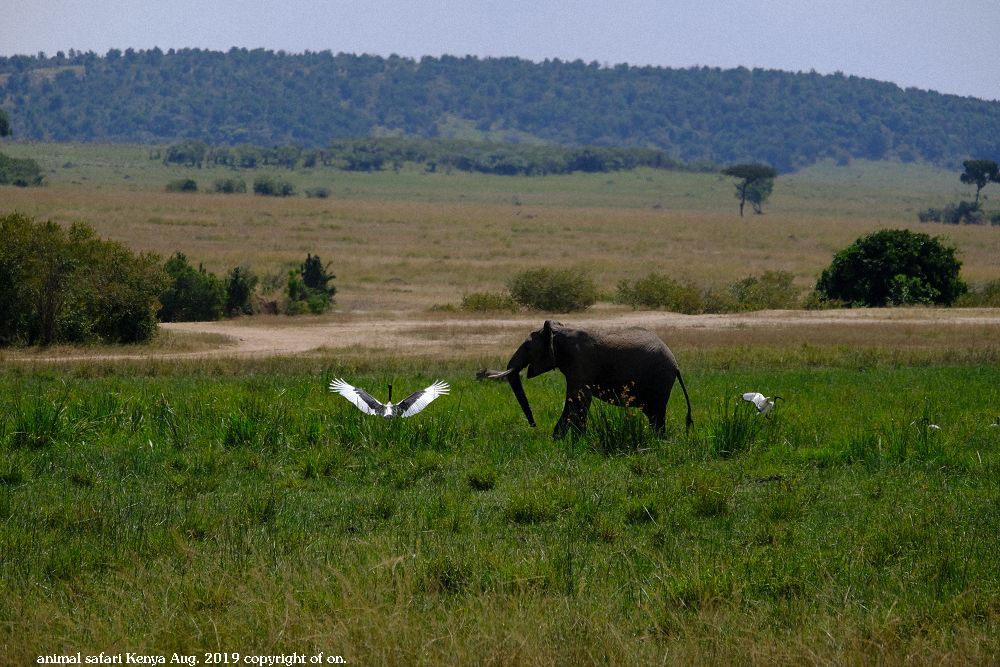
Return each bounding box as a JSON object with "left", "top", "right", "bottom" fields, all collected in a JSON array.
[{"left": 329, "top": 378, "right": 449, "bottom": 418}]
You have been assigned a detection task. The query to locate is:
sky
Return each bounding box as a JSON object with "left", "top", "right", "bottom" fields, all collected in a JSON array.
[{"left": 2, "top": 0, "right": 998, "bottom": 101}]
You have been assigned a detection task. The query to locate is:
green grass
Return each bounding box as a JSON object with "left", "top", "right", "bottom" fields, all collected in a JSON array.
[
  {"left": 0, "top": 142, "right": 969, "bottom": 215},
  {"left": 1, "top": 358, "right": 998, "bottom": 661}
]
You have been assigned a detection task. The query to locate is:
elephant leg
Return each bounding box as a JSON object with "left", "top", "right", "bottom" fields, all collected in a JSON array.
[
  {"left": 642, "top": 399, "right": 667, "bottom": 434},
  {"left": 554, "top": 386, "right": 592, "bottom": 439}
]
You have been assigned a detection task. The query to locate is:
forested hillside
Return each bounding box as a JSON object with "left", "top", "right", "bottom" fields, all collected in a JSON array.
[{"left": 1, "top": 48, "right": 998, "bottom": 171}]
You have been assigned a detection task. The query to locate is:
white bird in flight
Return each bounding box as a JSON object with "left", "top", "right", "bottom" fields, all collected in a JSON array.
[
  {"left": 329, "top": 378, "right": 450, "bottom": 418},
  {"left": 742, "top": 392, "right": 782, "bottom": 415}
]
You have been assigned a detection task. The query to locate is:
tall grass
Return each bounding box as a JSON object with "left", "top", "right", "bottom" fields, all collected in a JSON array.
[{"left": 0, "top": 362, "right": 998, "bottom": 661}]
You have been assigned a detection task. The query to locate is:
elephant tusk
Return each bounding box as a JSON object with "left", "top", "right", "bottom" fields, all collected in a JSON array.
[{"left": 476, "top": 368, "right": 516, "bottom": 381}]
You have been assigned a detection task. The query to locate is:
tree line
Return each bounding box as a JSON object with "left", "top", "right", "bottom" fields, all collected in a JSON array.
[
  {"left": 2, "top": 49, "right": 998, "bottom": 171},
  {"left": 155, "top": 137, "right": 697, "bottom": 175},
  {"left": 0, "top": 212, "right": 338, "bottom": 347}
]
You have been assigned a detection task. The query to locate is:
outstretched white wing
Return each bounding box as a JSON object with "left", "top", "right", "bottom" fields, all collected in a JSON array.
[
  {"left": 742, "top": 392, "right": 769, "bottom": 412},
  {"left": 329, "top": 378, "right": 385, "bottom": 415},
  {"left": 397, "top": 380, "right": 450, "bottom": 417}
]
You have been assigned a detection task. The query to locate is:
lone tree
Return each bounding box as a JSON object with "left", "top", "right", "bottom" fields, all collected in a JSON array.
[
  {"left": 722, "top": 163, "right": 777, "bottom": 216},
  {"left": 960, "top": 159, "right": 1000, "bottom": 205},
  {"left": 0, "top": 109, "right": 10, "bottom": 137},
  {"left": 815, "top": 229, "right": 967, "bottom": 307}
]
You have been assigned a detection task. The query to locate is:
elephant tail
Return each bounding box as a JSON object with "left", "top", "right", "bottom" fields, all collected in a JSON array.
[{"left": 676, "top": 370, "right": 693, "bottom": 433}]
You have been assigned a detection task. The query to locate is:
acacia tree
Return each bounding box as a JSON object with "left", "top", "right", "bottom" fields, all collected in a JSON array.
[
  {"left": 722, "top": 163, "right": 777, "bottom": 216},
  {"left": 960, "top": 159, "right": 1000, "bottom": 205}
]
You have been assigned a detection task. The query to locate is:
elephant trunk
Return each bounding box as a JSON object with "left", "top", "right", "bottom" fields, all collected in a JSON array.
[
  {"left": 504, "top": 341, "right": 535, "bottom": 427},
  {"left": 507, "top": 368, "right": 536, "bottom": 428}
]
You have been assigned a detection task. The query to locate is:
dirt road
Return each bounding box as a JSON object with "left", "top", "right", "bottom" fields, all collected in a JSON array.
[{"left": 12, "top": 307, "right": 993, "bottom": 363}]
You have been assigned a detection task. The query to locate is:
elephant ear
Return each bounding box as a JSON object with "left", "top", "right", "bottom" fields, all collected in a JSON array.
[
  {"left": 544, "top": 319, "right": 557, "bottom": 366},
  {"left": 527, "top": 320, "right": 559, "bottom": 378}
]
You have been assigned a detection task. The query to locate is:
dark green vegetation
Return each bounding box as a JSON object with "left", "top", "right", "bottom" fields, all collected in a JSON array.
[
  {"left": 3, "top": 49, "right": 999, "bottom": 169},
  {"left": 508, "top": 267, "right": 598, "bottom": 312},
  {"left": 286, "top": 253, "right": 336, "bottom": 315},
  {"left": 615, "top": 271, "right": 799, "bottom": 313},
  {"left": 918, "top": 159, "right": 1000, "bottom": 225},
  {"left": 0, "top": 151, "right": 43, "bottom": 186},
  {"left": 0, "top": 212, "right": 166, "bottom": 345},
  {"left": 212, "top": 176, "right": 246, "bottom": 193},
  {"left": 159, "top": 137, "right": 693, "bottom": 176},
  {"left": 960, "top": 159, "right": 1000, "bottom": 205},
  {"left": 0, "top": 106, "right": 42, "bottom": 185},
  {"left": 253, "top": 174, "right": 295, "bottom": 197},
  {"left": 164, "top": 177, "right": 197, "bottom": 192},
  {"left": 722, "top": 163, "right": 778, "bottom": 216},
  {"left": 159, "top": 253, "right": 224, "bottom": 323},
  {"left": 224, "top": 266, "right": 258, "bottom": 317},
  {"left": 1, "top": 357, "right": 998, "bottom": 661},
  {"left": 816, "top": 229, "right": 967, "bottom": 307}
]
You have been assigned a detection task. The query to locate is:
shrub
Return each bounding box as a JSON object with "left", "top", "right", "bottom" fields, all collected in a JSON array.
[
  {"left": 460, "top": 291, "right": 519, "bottom": 312},
  {"left": 508, "top": 268, "right": 597, "bottom": 312},
  {"left": 159, "top": 253, "right": 225, "bottom": 322},
  {"left": 225, "top": 266, "right": 258, "bottom": 316},
  {"left": 286, "top": 254, "right": 336, "bottom": 314},
  {"left": 165, "top": 178, "right": 198, "bottom": 193},
  {"left": 305, "top": 187, "right": 330, "bottom": 198},
  {"left": 253, "top": 175, "right": 295, "bottom": 197},
  {"left": 917, "top": 201, "right": 981, "bottom": 224},
  {"left": 727, "top": 270, "right": 800, "bottom": 310},
  {"left": 917, "top": 207, "right": 941, "bottom": 223},
  {"left": 0, "top": 213, "right": 168, "bottom": 345},
  {"left": 815, "top": 229, "right": 967, "bottom": 307},
  {"left": 0, "top": 152, "right": 44, "bottom": 186},
  {"left": 614, "top": 273, "right": 702, "bottom": 313},
  {"left": 213, "top": 177, "right": 246, "bottom": 193}
]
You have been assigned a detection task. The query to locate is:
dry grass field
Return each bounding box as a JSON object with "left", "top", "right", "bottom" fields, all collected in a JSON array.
[{"left": 2, "top": 143, "right": 998, "bottom": 312}]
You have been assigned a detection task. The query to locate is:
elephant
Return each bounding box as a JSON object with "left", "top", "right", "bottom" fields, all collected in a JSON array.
[{"left": 477, "top": 320, "right": 692, "bottom": 438}]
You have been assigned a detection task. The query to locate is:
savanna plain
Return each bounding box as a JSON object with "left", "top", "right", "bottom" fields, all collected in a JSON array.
[{"left": 2, "top": 144, "right": 1000, "bottom": 664}]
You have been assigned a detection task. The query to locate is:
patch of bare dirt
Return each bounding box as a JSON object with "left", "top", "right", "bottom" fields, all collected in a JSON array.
[{"left": 11, "top": 307, "right": 999, "bottom": 363}]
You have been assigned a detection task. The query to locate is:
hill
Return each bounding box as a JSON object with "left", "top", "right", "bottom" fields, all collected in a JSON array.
[{"left": 1, "top": 48, "right": 999, "bottom": 170}]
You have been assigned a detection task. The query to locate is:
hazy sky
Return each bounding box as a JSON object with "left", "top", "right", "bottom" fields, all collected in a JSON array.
[{"left": 3, "top": 0, "right": 998, "bottom": 100}]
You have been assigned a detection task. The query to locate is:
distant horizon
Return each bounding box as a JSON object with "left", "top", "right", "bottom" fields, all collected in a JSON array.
[{"left": 4, "top": 46, "right": 996, "bottom": 104}]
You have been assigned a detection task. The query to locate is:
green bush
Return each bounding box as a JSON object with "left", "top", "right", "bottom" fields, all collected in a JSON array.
[
  {"left": 508, "top": 268, "right": 597, "bottom": 312},
  {"left": 727, "top": 270, "right": 800, "bottom": 310},
  {"left": 0, "top": 152, "right": 44, "bottom": 186},
  {"left": 225, "top": 266, "right": 258, "bottom": 316},
  {"left": 285, "top": 254, "right": 336, "bottom": 315},
  {"left": 213, "top": 177, "right": 246, "bottom": 193},
  {"left": 165, "top": 178, "right": 198, "bottom": 193},
  {"left": 305, "top": 187, "right": 330, "bottom": 198},
  {"left": 159, "top": 253, "right": 225, "bottom": 322},
  {"left": 253, "top": 175, "right": 295, "bottom": 197},
  {"left": 614, "top": 273, "right": 702, "bottom": 313},
  {"left": 918, "top": 201, "right": 982, "bottom": 225},
  {"left": 615, "top": 271, "right": 799, "bottom": 314},
  {"left": 460, "top": 291, "right": 519, "bottom": 312},
  {"left": 815, "top": 229, "right": 967, "bottom": 307},
  {"left": 0, "top": 213, "right": 168, "bottom": 345}
]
